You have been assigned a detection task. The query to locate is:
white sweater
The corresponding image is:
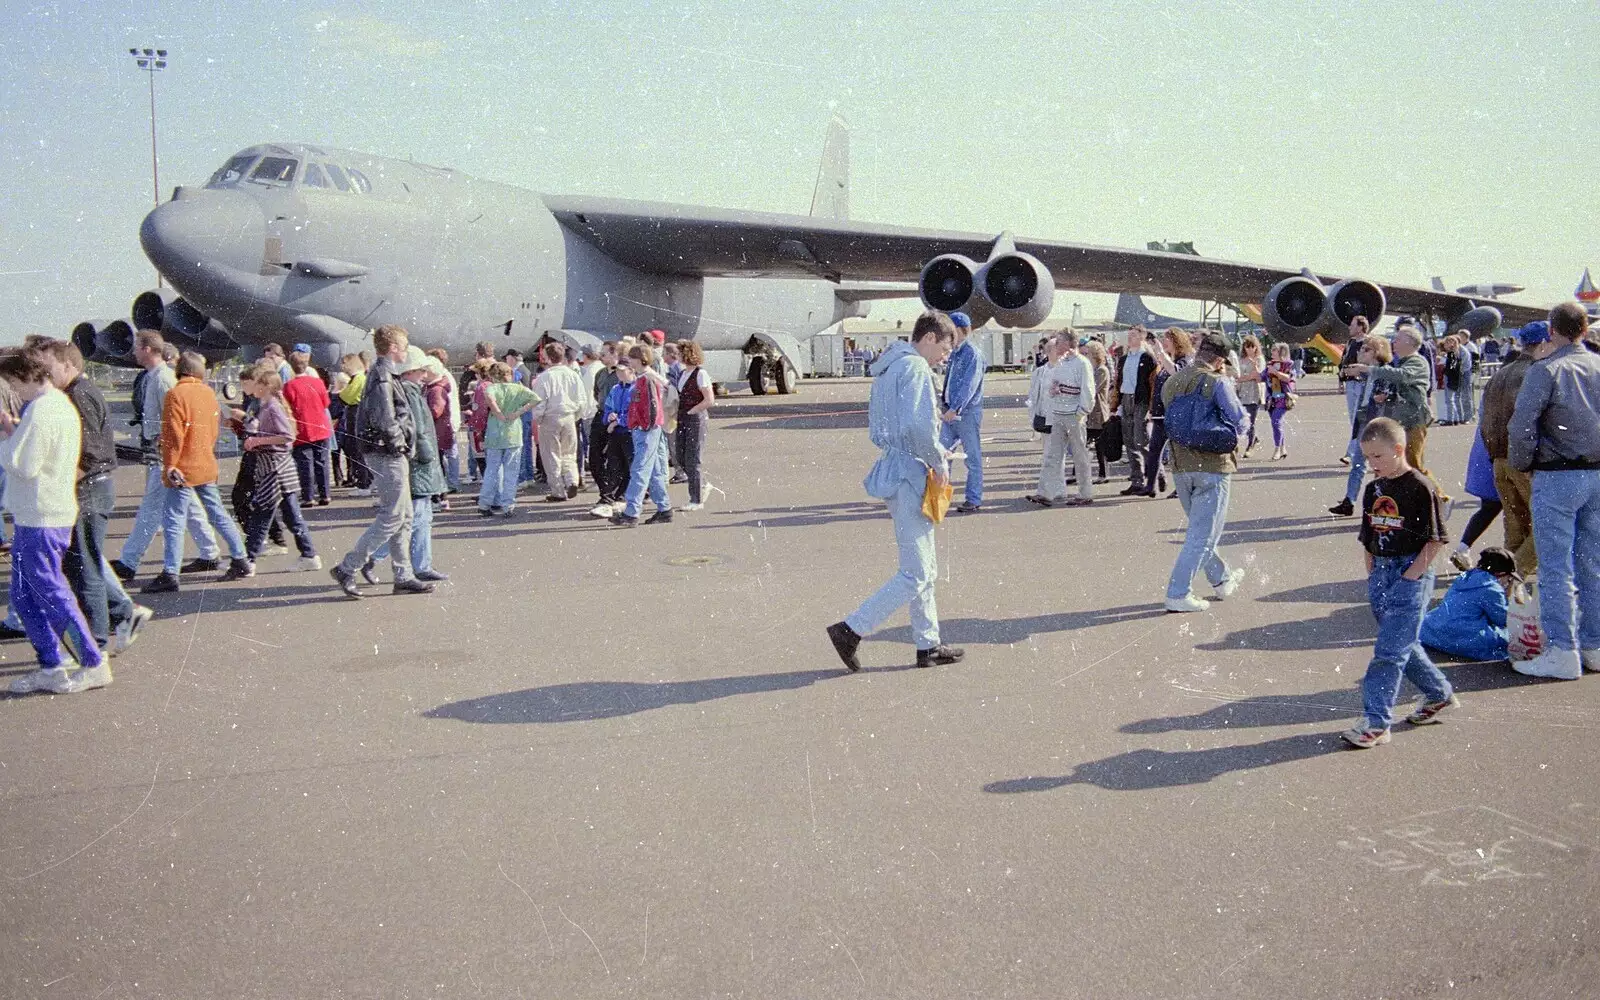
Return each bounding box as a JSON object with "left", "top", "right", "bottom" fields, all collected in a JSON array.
[{"left": 0, "top": 387, "right": 82, "bottom": 528}]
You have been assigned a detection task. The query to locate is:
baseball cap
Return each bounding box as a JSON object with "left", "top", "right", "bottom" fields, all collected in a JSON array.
[
  {"left": 645, "top": 329, "right": 667, "bottom": 345},
  {"left": 292, "top": 342, "right": 312, "bottom": 355},
  {"left": 1196, "top": 333, "right": 1231, "bottom": 360},
  {"left": 948, "top": 311, "right": 972, "bottom": 330},
  {"left": 1516, "top": 321, "right": 1550, "bottom": 346},
  {"left": 1476, "top": 547, "right": 1520, "bottom": 580}
]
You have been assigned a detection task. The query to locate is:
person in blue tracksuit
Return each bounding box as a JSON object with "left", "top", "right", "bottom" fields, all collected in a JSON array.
[
  {"left": 939, "top": 311, "right": 985, "bottom": 512},
  {"left": 1419, "top": 547, "right": 1516, "bottom": 662},
  {"left": 827, "top": 313, "right": 965, "bottom": 672}
]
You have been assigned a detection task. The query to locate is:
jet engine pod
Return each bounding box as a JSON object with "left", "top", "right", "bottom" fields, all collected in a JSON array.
[
  {"left": 131, "top": 287, "right": 178, "bottom": 332},
  {"left": 72, "top": 321, "right": 107, "bottom": 361},
  {"left": 94, "top": 319, "right": 136, "bottom": 360},
  {"left": 1262, "top": 276, "right": 1330, "bottom": 343},
  {"left": 976, "top": 252, "right": 1054, "bottom": 328},
  {"left": 1323, "top": 279, "right": 1386, "bottom": 343},
  {"left": 1451, "top": 305, "right": 1503, "bottom": 340},
  {"left": 918, "top": 255, "right": 993, "bottom": 327}
]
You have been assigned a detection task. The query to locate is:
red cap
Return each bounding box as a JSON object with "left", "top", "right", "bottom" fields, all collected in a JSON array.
[{"left": 646, "top": 329, "right": 666, "bottom": 345}]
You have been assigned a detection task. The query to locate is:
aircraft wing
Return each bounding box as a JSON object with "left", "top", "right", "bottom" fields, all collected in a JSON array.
[{"left": 544, "top": 194, "right": 1549, "bottom": 326}]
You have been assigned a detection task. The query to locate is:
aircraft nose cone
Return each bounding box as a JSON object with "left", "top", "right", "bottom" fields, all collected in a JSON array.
[{"left": 140, "top": 190, "right": 265, "bottom": 285}]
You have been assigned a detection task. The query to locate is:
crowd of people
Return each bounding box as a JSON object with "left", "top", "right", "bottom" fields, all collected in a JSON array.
[{"left": 1, "top": 323, "right": 720, "bottom": 694}]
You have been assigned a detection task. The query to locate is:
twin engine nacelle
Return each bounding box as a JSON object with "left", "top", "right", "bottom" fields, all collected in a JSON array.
[
  {"left": 918, "top": 252, "right": 1056, "bottom": 329},
  {"left": 70, "top": 290, "right": 236, "bottom": 367},
  {"left": 1262, "top": 276, "right": 1387, "bottom": 344}
]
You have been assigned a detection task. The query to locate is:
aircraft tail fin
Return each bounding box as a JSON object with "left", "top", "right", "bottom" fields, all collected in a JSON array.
[
  {"left": 1114, "top": 292, "right": 1153, "bottom": 326},
  {"left": 1431, "top": 276, "right": 1447, "bottom": 292},
  {"left": 809, "top": 115, "right": 849, "bottom": 221}
]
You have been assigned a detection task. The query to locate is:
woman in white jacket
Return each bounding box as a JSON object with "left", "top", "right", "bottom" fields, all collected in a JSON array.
[{"left": 0, "top": 351, "right": 108, "bottom": 695}]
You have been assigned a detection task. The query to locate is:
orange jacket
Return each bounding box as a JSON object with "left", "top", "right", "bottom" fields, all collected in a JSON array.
[{"left": 161, "top": 376, "right": 221, "bottom": 486}]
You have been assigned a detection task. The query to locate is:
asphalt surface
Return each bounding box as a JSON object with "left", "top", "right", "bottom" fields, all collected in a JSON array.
[{"left": 2, "top": 374, "right": 1596, "bottom": 1000}]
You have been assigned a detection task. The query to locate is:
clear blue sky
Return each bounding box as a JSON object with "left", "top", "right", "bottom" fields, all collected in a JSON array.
[{"left": 2, "top": 0, "right": 1595, "bottom": 342}]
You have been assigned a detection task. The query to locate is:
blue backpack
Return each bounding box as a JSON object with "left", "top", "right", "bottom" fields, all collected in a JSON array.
[{"left": 1165, "top": 372, "right": 1237, "bottom": 454}]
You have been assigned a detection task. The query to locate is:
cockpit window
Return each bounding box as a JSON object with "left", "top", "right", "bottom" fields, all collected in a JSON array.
[
  {"left": 347, "top": 168, "right": 372, "bottom": 194},
  {"left": 206, "top": 154, "right": 258, "bottom": 189},
  {"left": 249, "top": 157, "right": 298, "bottom": 186},
  {"left": 302, "top": 163, "right": 330, "bottom": 189},
  {"left": 324, "top": 163, "right": 353, "bottom": 193}
]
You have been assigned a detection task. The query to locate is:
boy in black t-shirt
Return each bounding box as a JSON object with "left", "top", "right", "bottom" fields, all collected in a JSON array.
[{"left": 1345, "top": 418, "right": 1459, "bottom": 748}]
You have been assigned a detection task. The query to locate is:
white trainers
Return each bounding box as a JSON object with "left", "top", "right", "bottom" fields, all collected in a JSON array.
[
  {"left": 1512, "top": 648, "right": 1583, "bottom": 681},
  {"left": 682, "top": 502, "right": 705, "bottom": 512},
  {"left": 294, "top": 555, "right": 323, "bottom": 572},
  {"left": 9, "top": 665, "right": 76, "bottom": 695},
  {"left": 1212, "top": 567, "right": 1246, "bottom": 599},
  {"left": 1582, "top": 648, "right": 1600, "bottom": 673},
  {"left": 1164, "top": 593, "right": 1209, "bottom": 613},
  {"left": 64, "top": 662, "right": 113, "bottom": 692},
  {"left": 589, "top": 503, "right": 614, "bottom": 519},
  {"left": 110, "top": 605, "right": 154, "bottom": 657}
]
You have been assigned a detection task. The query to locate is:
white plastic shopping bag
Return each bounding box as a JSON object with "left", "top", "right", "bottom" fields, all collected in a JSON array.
[{"left": 1506, "top": 580, "right": 1546, "bottom": 661}]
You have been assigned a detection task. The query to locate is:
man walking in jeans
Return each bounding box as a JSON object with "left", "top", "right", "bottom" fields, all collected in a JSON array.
[
  {"left": 1162, "top": 333, "right": 1248, "bottom": 613},
  {"left": 939, "top": 312, "right": 986, "bottom": 513},
  {"left": 331, "top": 326, "right": 434, "bottom": 598},
  {"left": 1507, "top": 302, "right": 1600, "bottom": 680}
]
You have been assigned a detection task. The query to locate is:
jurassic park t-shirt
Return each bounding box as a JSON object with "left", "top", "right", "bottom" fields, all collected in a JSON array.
[{"left": 1360, "top": 469, "right": 1449, "bottom": 558}]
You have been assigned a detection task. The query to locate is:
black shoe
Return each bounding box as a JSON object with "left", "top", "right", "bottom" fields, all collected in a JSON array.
[
  {"left": 392, "top": 577, "right": 436, "bottom": 595},
  {"left": 477, "top": 507, "right": 495, "bottom": 517},
  {"left": 1119, "top": 485, "right": 1144, "bottom": 496},
  {"left": 141, "top": 572, "right": 179, "bottom": 594},
  {"left": 827, "top": 621, "right": 862, "bottom": 672},
  {"left": 609, "top": 512, "right": 639, "bottom": 527},
  {"left": 1156, "top": 475, "right": 1169, "bottom": 493},
  {"left": 0, "top": 623, "right": 29, "bottom": 640},
  {"left": 544, "top": 495, "right": 566, "bottom": 503},
  {"left": 1329, "top": 498, "right": 1355, "bottom": 517},
  {"left": 181, "top": 557, "right": 220, "bottom": 573},
  {"left": 414, "top": 568, "right": 450, "bottom": 582},
  {"left": 359, "top": 559, "right": 381, "bottom": 586},
  {"left": 670, "top": 472, "right": 688, "bottom": 484},
  {"left": 330, "top": 564, "right": 363, "bottom": 599},
  {"left": 916, "top": 644, "right": 966, "bottom": 668},
  {"left": 219, "top": 558, "right": 255, "bottom": 581},
  {"left": 954, "top": 501, "right": 981, "bottom": 513},
  {"left": 110, "top": 560, "right": 137, "bottom": 582},
  {"left": 644, "top": 510, "right": 674, "bottom": 524},
  {"left": 567, "top": 484, "right": 579, "bottom": 500}
]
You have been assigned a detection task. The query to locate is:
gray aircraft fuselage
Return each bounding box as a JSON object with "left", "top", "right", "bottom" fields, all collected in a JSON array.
[{"left": 141, "top": 144, "right": 855, "bottom": 380}]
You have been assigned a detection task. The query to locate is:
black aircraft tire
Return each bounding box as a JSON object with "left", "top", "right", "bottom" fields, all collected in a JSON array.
[
  {"left": 775, "top": 357, "right": 798, "bottom": 395},
  {"left": 748, "top": 356, "right": 769, "bottom": 396}
]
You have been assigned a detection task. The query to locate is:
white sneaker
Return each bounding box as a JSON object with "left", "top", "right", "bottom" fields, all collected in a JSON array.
[
  {"left": 1582, "top": 649, "right": 1600, "bottom": 673},
  {"left": 9, "top": 665, "right": 76, "bottom": 695},
  {"left": 294, "top": 555, "right": 323, "bottom": 572},
  {"left": 110, "top": 604, "right": 154, "bottom": 657},
  {"left": 589, "top": 503, "right": 614, "bottom": 519},
  {"left": 1512, "top": 648, "right": 1583, "bottom": 681},
  {"left": 682, "top": 502, "right": 704, "bottom": 511},
  {"left": 1212, "top": 567, "right": 1246, "bottom": 599},
  {"left": 1164, "top": 593, "right": 1209, "bottom": 613},
  {"left": 63, "top": 662, "right": 113, "bottom": 692}
]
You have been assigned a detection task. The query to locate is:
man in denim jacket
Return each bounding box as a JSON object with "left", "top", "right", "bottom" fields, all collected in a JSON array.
[{"left": 939, "top": 312, "right": 986, "bottom": 513}]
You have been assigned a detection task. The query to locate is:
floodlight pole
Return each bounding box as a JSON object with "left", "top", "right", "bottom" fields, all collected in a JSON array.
[{"left": 129, "top": 46, "right": 168, "bottom": 285}]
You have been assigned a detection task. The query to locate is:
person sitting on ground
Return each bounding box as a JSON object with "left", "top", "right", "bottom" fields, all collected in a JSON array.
[
  {"left": 1343, "top": 417, "right": 1457, "bottom": 749},
  {"left": 1419, "top": 547, "right": 1516, "bottom": 663}
]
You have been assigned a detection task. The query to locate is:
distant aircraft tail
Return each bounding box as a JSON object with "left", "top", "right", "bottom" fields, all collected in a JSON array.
[
  {"left": 1431, "top": 276, "right": 1447, "bottom": 292},
  {"left": 1114, "top": 292, "right": 1154, "bottom": 326},
  {"left": 809, "top": 115, "right": 849, "bottom": 221}
]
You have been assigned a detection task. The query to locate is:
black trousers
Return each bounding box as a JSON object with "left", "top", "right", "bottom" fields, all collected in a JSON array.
[
  {"left": 586, "top": 414, "right": 608, "bottom": 487},
  {"left": 676, "top": 413, "right": 706, "bottom": 504},
  {"left": 600, "top": 427, "right": 634, "bottom": 503}
]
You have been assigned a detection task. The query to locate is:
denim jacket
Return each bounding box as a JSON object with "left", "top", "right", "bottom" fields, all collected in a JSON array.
[
  {"left": 863, "top": 342, "right": 948, "bottom": 499},
  {"left": 940, "top": 339, "right": 984, "bottom": 415}
]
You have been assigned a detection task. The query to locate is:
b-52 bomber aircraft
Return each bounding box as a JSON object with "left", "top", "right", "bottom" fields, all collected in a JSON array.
[{"left": 73, "top": 117, "right": 1548, "bottom": 393}]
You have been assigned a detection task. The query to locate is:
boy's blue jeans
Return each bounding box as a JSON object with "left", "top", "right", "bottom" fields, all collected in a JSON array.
[{"left": 1361, "top": 556, "right": 1452, "bottom": 730}]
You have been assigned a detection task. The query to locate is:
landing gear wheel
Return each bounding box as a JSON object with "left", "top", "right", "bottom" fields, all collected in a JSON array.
[
  {"left": 747, "top": 356, "right": 775, "bottom": 396},
  {"left": 775, "top": 357, "right": 798, "bottom": 395}
]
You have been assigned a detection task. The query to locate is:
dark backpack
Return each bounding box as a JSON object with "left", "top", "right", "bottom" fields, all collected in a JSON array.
[{"left": 1165, "top": 373, "right": 1237, "bottom": 454}]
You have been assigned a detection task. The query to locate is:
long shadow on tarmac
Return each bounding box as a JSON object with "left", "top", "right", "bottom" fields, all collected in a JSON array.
[
  {"left": 424, "top": 667, "right": 894, "bottom": 724},
  {"left": 871, "top": 602, "right": 1167, "bottom": 646},
  {"left": 1118, "top": 661, "right": 1547, "bottom": 734},
  {"left": 983, "top": 732, "right": 1343, "bottom": 792}
]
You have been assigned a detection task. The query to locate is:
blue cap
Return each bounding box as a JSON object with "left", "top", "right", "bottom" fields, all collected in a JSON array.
[
  {"left": 292, "top": 342, "right": 312, "bottom": 355},
  {"left": 1517, "top": 321, "right": 1550, "bottom": 346},
  {"left": 948, "top": 311, "right": 972, "bottom": 329}
]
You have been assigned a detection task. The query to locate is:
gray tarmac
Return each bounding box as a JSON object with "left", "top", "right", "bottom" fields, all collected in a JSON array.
[{"left": 2, "top": 374, "right": 1597, "bottom": 1000}]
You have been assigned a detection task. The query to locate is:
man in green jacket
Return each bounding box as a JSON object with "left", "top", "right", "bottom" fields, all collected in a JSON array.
[{"left": 1344, "top": 325, "right": 1445, "bottom": 499}]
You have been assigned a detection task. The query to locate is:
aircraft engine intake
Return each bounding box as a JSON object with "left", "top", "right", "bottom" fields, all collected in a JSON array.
[
  {"left": 918, "top": 255, "right": 993, "bottom": 327},
  {"left": 1262, "top": 276, "right": 1330, "bottom": 343},
  {"left": 132, "top": 288, "right": 234, "bottom": 348},
  {"left": 94, "top": 320, "right": 136, "bottom": 360},
  {"left": 976, "top": 252, "right": 1054, "bottom": 328},
  {"left": 1323, "top": 279, "right": 1386, "bottom": 341},
  {"left": 72, "top": 321, "right": 108, "bottom": 362},
  {"left": 1451, "top": 305, "right": 1504, "bottom": 339}
]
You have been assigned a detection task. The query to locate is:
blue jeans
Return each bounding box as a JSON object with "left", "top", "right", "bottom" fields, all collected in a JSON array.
[
  {"left": 442, "top": 443, "right": 461, "bottom": 491},
  {"left": 519, "top": 413, "right": 536, "bottom": 482},
  {"left": 292, "top": 439, "right": 331, "bottom": 504},
  {"left": 1360, "top": 557, "right": 1452, "bottom": 729},
  {"left": 1344, "top": 446, "right": 1368, "bottom": 503},
  {"left": 1166, "top": 471, "right": 1232, "bottom": 599},
  {"left": 623, "top": 427, "right": 670, "bottom": 518},
  {"left": 374, "top": 497, "right": 434, "bottom": 573},
  {"left": 65, "top": 474, "right": 134, "bottom": 644},
  {"left": 1531, "top": 469, "right": 1600, "bottom": 651},
  {"left": 121, "top": 463, "right": 219, "bottom": 568},
  {"left": 1439, "top": 389, "right": 1459, "bottom": 423},
  {"left": 161, "top": 484, "right": 247, "bottom": 574},
  {"left": 846, "top": 479, "right": 940, "bottom": 649},
  {"left": 478, "top": 445, "right": 521, "bottom": 510},
  {"left": 939, "top": 408, "right": 984, "bottom": 505},
  {"left": 1343, "top": 381, "right": 1364, "bottom": 458}
]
